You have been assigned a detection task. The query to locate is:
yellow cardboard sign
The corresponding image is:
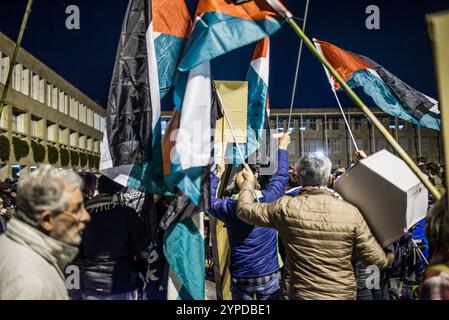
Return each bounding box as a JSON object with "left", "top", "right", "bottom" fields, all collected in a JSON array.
[
  {"left": 214, "top": 81, "right": 248, "bottom": 144},
  {"left": 427, "top": 10, "right": 449, "bottom": 204}
]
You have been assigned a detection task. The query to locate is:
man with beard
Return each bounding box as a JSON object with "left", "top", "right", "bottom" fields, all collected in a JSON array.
[{"left": 0, "top": 165, "right": 90, "bottom": 299}]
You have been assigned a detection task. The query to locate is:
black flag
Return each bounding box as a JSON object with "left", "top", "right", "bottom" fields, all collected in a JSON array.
[{"left": 106, "top": 0, "right": 153, "bottom": 166}]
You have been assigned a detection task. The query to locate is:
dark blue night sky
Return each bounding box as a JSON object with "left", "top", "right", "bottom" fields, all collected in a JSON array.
[{"left": 0, "top": 0, "right": 448, "bottom": 110}]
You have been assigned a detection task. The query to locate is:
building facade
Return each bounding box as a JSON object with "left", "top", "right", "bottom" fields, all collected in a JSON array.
[
  {"left": 160, "top": 107, "right": 442, "bottom": 169},
  {"left": 270, "top": 108, "right": 442, "bottom": 168},
  {"left": 0, "top": 32, "right": 106, "bottom": 180}
]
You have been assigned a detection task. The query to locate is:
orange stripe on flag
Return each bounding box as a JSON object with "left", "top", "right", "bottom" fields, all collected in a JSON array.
[
  {"left": 153, "top": 0, "right": 192, "bottom": 38},
  {"left": 162, "top": 110, "right": 181, "bottom": 175},
  {"left": 315, "top": 40, "right": 372, "bottom": 89},
  {"left": 196, "top": 0, "right": 279, "bottom": 22},
  {"left": 252, "top": 37, "right": 270, "bottom": 60}
]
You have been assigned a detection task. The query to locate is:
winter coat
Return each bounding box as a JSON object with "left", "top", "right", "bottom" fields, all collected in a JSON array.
[
  {"left": 0, "top": 218, "right": 78, "bottom": 299},
  {"left": 237, "top": 184, "right": 390, "bottom": 300},
  {"left": 76, "top": 193, "right": 149, "bottom": 295}
]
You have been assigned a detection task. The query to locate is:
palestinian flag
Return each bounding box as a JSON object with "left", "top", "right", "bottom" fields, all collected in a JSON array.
[{"left": 314, "top": 39, "right": 440, "bottom": 130}]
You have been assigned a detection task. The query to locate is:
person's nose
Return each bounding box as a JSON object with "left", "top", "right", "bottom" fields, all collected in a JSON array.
[{"left": 80, "top": 208, "right": 90, "bottom": 223}]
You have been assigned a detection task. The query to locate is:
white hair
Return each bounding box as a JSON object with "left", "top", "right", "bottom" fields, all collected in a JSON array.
[
  {"left": 297, "top": 153, "right": 332, "bottom": 187},
  {"left": 16, "top": 165, "right": 83, "bottom": 226}
]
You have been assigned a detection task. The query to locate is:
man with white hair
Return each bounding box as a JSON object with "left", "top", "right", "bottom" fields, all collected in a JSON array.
[
  {"left": 0, "top": 165, "right": 90, "bottom": 299},
  {"left": 237, "top": 152, "right": 394, "bottom": 300}
]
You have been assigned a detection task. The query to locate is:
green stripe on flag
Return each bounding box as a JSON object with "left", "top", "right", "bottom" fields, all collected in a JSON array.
[{"left": 163, "top": 215, "right": 205, "bottom": 300}]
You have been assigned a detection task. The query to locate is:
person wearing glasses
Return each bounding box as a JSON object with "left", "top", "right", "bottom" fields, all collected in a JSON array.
[{"left": 0, "top": 165, "right": 90, "bottom": 299}]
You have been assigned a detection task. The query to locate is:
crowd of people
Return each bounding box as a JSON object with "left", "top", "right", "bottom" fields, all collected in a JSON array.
[
  {"left": 0, "top": 132, "right": 448, "bottom": 300},
  {"left": 0, "top": 168, "right": 149, "bottom": 300}
]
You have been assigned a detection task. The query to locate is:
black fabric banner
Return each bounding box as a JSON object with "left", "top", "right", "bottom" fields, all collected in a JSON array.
[{"left": 106, "top": 0, "right": 153, "bottom": 166}]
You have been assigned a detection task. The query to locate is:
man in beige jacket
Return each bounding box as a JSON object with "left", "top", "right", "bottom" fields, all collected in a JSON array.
[
  {"left": 237, "top": 152, "right": 394, "bottom": 300},
  {"left": 0, "top": 165, "right": 90, "bottom": 299}
]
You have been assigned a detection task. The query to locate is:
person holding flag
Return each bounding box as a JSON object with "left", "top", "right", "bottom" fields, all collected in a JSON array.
[
  {"left": 237, "top": 152, "right": 395, "bottom": 300},
  {"left": 209, "top": 132, "right": 291, "bottom": 300}
]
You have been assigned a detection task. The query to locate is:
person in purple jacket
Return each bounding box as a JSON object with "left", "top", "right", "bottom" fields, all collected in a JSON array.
[{"left": 209, "top": 132, "right": 291, "bottom": 300}]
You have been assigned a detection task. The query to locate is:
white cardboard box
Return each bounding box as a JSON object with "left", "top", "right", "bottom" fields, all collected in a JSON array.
[{"left": 334, "top": 149, "right": 428, "bottom": 247}]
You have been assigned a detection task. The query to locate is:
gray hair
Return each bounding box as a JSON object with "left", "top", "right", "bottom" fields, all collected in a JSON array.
[
  {"left": 16, "top": 165, "right": 83, "bottom": 226},
  {"left": 297, "top": 153, "right": 332, "bottom": 187}
]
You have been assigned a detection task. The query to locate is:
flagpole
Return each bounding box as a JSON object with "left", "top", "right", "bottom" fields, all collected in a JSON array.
[
  {"left": 314, "top": 40, "right": 359, "bottom": 151},
  {"left": 287, "top": 0, "right": 310, "bottom": 130},
  {"left": 275, "top": 9, "right": 441, "bottom": 200},
  {"left": 426, "top": 11, "right": 449, "bottom": 212},
  {"left": 215, "top": 87, "right": 260, "bottom": 203},
  {"left": 217, "top": 92, "right": 246, "bottom": 164},
  {"left": 221, "top": 112, "right": 225, "bottom": 162},
  {"left": 0, "top": 0, "right": 34, "bottom": 119},
  {"left": 331, "top": 89, "right": 359, "bottom": 152}
]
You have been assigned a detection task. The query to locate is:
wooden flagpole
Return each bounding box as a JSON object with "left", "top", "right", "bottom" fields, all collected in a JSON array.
[{"left": 426, "top": 10, "right": 449, "bottom": 206}]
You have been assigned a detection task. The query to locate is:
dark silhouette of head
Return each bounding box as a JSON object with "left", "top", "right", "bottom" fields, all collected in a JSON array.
[{"left": 97, "top": 175, "right": 123, "bottom": 195}]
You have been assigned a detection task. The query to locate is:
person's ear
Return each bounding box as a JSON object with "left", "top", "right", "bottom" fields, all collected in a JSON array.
[{"left": 38, "top": 210, "right": 53, "bottom": 232}]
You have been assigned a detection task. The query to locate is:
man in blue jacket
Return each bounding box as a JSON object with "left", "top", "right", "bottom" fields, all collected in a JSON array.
[{"left": 209, "top": 132, "right": 291, "bottom": 300}]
